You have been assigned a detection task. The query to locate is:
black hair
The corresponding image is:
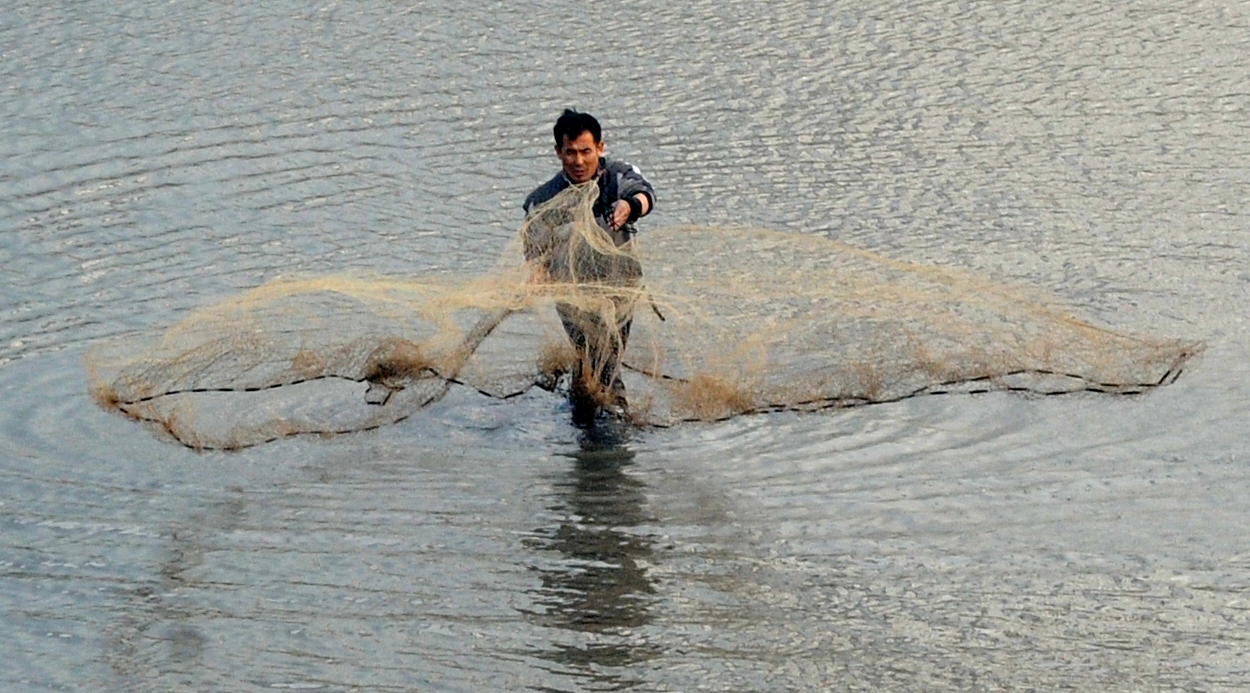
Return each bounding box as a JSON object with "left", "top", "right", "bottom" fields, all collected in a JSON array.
[{"left": 553, "top": 108, "right": 601, "bottom": 147}]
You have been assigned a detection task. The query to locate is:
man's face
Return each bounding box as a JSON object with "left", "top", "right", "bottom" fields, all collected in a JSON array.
[{"left": 556, "top": 131, "right": 604, "bottom": 184}]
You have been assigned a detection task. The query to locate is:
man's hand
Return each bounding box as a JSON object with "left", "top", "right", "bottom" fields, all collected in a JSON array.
[
  {"left": 610, "top": 200, "right": 632, "bottom": 230},
  {"left": 610, "top": 194, "right": 650, "bottom": 230}
]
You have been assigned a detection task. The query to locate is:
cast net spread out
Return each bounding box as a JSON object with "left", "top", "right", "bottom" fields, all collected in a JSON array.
[{"left": 87, "top": 184, "right": 1200, "bottom": 449}]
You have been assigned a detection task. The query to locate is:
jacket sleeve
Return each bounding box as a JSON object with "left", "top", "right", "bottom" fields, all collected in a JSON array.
[{"left": 612, "top": 161, "right": 656, "bottom": 213}]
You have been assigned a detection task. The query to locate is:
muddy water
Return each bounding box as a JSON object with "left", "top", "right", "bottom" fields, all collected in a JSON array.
[{"left": 3, "top": 0, "right": 1249, "bottom": 691}]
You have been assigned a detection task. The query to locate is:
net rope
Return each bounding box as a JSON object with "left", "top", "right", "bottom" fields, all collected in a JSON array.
[{"left": 86, "top": 183, "right": 1201, "bottom": 449}]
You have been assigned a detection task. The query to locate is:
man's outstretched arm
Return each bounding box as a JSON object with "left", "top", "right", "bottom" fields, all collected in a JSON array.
[
  {"left": 610, "top": 163, "right": 655, "bottom": 229},
  {"left": 610, "top": 192, "right": 652, "bottom": 230}
]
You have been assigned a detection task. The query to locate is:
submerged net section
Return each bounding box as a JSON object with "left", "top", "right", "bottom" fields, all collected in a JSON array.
[{"left": 87, "top": 183, "right": 1200, "bottom": 449}]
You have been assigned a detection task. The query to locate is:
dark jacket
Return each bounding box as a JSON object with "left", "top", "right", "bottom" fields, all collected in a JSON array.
[{"left": 523, "top": 158, "right": 655, "bottom": 245}]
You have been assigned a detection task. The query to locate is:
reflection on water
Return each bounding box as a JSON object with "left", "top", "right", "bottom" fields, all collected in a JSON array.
[
  {"left": 108, "top": 485, "right": 255, "bottom": 689},
  {"left": 524, "top": 425, "right": 661, "bottom": 689}
]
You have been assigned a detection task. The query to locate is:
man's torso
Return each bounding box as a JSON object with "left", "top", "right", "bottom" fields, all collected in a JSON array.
[{"left": 524, "top": 158, "right": 654, "bottom": 244}]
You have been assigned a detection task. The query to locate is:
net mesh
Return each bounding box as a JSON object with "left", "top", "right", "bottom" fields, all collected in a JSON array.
[{"left": 87, "top": 183, "right": 1201, "bottom": 449}]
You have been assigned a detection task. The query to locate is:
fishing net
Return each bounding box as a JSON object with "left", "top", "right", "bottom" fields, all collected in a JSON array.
[{"left": 87, "top": 183, "right": 1200, "bottom": 449}]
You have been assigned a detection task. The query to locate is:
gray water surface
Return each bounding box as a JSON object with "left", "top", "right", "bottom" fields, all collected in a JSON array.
[{"left": 3, "top": 0, "right": 1249, "bottom": 691}]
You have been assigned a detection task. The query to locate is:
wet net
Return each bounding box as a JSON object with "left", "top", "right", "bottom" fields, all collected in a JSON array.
[{"left": 87, "top": 183, "right": 1201, "bottom": 449}]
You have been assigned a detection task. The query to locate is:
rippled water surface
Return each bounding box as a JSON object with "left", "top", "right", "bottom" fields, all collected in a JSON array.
[{"left": 3, "top": 0, "right": 1249, "bottom": 690}]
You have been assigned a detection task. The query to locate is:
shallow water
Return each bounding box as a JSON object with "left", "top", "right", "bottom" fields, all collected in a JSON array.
[{"left": 3, "top": 0, "right": 1249, "bottom": 691}]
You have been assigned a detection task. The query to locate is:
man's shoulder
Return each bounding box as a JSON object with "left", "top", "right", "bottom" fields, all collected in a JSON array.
[
  {"left": 603, "top": 158, "right": 645, "bottom": 177},
  {"left": 602, "top": 158, "right": 654, "bottom": 204},
  {"left": 524, "top": 172, "right": 568, "bottom": 212}
]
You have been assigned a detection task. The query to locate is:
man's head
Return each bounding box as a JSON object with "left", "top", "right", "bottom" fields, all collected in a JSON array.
[{"left": 553, "top": 109, "right": 604, "bottom": 184}]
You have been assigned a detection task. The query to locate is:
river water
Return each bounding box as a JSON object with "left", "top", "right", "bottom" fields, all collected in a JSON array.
[{"left": 3, "top": 0, "right": 1249, "bottom": 691}]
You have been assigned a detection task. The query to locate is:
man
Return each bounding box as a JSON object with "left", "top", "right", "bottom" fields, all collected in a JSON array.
[{"left": 523, "top": 109, "right": 655, "bottom": 421}]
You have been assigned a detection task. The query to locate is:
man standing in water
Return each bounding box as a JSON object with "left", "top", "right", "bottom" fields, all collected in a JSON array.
[{"left": 523, "top": 109, "right": 655, "bottom": 422}]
